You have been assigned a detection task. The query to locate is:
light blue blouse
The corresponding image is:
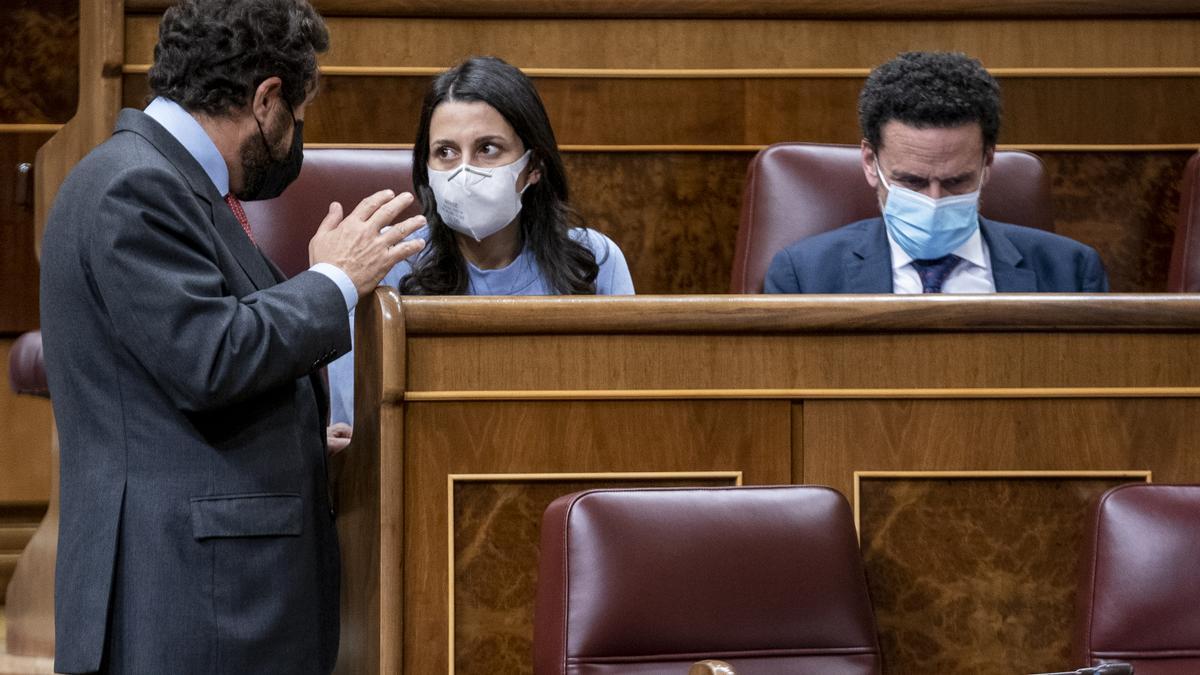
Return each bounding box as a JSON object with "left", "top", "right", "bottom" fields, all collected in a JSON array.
[{"left": 328, "top": 226, "right": 634, "bottom": 425}]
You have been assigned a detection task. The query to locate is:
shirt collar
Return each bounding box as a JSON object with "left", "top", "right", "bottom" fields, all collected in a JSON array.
[
  {"left": 143, "top": 97, "right": 230, "bottom": 196},
  {"left": 886, "top": 220, "right": 991, "bottom": 272}
]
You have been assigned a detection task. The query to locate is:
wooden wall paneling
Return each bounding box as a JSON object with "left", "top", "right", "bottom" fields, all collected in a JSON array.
[
  {"left": 34, "top": 0, "right": 123, "bottom": 255},
  {"left": 0, "top": 505, "right": 44, "bottom": 606},
  {"left": 856, "top": 473, "right": 1142, "bottom": 674},
  {"left": 402, "top": 399, "right": 792, "bottom": 674},
  {"left": 401, "top": 333, "right": 1200, "bottom": 393},
  {"left": 802, "top": 397, "right": 1200, "bottom": 673},
  {"left": 563, "top": 152, "right": 750, "bottom": 294},
  {"left": 123, "top": 72, "right": 1200, "bottom": 147},
  {"left": 802, "top": 398, "right": 1200, "bottom": 497},
  {"left": 450, "top": 472, "right": 741, "bottom": 674},
  {"left": 124, "top": 16, "right": 1200, "bottom": 73},
  {"left": 0, "top": 0, "right": 79, "bottom": 123},
  {"left": 125, "top": 1, "right": 1200, "bottom": 20},
  {"left": 1044, "top": 151, "right": 1191, "bottom": 292},
  {"left": 0, "top": 340, "right": 52, "bottom": 507},
  {"left": 0, "top": 134, "right": 53, "bottom": 333}
]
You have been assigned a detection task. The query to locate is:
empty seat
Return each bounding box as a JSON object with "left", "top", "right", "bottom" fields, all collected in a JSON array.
[
  {"left": 534, "top": 485, "right": 881, "bottom": 674},
  {"left": 1074, "top": 483, "right": 1200, "bottom": 674}
]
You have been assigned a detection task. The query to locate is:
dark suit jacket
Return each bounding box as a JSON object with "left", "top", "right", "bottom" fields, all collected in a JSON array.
[
  {"left": 763, "top": 217, "right": 1109, "bottom": 293},
  {"left": 40, "top": 109, "right": 349, "bottom": 674}
]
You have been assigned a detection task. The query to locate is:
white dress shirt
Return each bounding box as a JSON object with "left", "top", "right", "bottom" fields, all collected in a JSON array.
[{"left": 887, "top": 224, "right": 997, "bottom": 294}]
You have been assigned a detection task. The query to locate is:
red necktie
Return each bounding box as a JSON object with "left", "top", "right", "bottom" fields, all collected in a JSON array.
[{"left": 224, "top": 193, "right": 256, "bottom": 245}]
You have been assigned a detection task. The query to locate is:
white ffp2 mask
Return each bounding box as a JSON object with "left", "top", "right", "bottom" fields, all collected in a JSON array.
[{"left": 428, "top": 150, "right": 532, "bottom": 242}]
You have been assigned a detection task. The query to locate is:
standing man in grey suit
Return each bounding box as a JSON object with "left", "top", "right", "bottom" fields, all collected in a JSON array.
[
  {"left": 39, "top": 1, "right": 426, "bottom": 672},
  {"left": 764, "top": 51, "right": 1108, "bottom": 294}
]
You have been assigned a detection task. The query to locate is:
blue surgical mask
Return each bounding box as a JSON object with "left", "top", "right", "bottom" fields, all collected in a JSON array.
[{"left": 876, "top": 159, "right": 984, "bottom": 260}]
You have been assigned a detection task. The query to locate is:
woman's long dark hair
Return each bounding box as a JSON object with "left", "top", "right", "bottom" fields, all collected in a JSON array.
[{"left": 400, "top": 56, "right": 601, "bottom": 295}]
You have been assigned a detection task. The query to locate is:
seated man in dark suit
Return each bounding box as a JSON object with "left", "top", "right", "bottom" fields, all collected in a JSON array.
[{"left": 764, "top": 51, "right": 1108, "bottom": 294}]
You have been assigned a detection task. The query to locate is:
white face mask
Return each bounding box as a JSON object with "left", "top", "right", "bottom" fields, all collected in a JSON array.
[{"left": 427, "top": 150, "right": 532, "bottom": 242}]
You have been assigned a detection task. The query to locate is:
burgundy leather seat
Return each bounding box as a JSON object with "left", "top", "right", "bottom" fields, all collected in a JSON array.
[
  {"left": 8, "top": 330, "right": 48, "bottom": 398},
  {"left": 1167, "top": 152, "right": 1200, "bottom": 291},
  {"left": 1074, "top": 483, "right": 1200, "bottom": 674},
  {"left": 730, "top": 142, "right": 1055, "bottom": 293},
  {"left": 534, "top": 486, "right": 881, "bottom": 675},
  {"left": 241, "top": 147, "right": 420, "bottom": 278}
]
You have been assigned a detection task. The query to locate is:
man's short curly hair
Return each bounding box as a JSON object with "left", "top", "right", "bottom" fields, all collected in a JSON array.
[
  {"left": 148, "top": 0, "right": 329, "bottom": 116},
  {"left": 859, "top": 51, "right": 1002, "bottom": 151}
]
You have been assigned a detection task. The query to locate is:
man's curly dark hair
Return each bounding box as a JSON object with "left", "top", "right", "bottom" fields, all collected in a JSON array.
[
  {"left": 859, "top": 51, "right": 1002, "bottom": 151},
  {"left": 148, "top": 0, "right": 329, "bottom": 116}
]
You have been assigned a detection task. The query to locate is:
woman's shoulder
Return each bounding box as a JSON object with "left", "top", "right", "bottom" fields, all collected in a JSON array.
[
  {"left": 568, "top": 227, "right": 623, "bottom": 257},
  {"left": 567, "top": 227, "right": 635, "bottom": 295}
]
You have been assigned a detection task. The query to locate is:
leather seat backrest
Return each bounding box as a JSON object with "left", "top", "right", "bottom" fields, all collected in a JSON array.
[
  {"left": 534, "top": 485, "right": 881, "bottom": 675},
  {"left": 241, "top": 147, "right": 420, "bottom": 279},
  {"left": 730, "top": 142, "right": 1054, "bottom": 293},
  {"left": 1074, "top": 483, "right": 1200, "bottom": 675}
]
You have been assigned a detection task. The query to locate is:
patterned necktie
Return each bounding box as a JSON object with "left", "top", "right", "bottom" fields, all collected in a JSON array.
[
  {"left": 224, "top": 193, "right": 256, "bottom": 245},
  {"left": 910, "top": 254, "right": 963, "bottom": 293}
]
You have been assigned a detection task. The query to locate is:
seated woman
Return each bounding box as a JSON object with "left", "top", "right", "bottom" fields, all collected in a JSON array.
[{"left": 327, "top": 56, "right": 634, "bottom": 442}]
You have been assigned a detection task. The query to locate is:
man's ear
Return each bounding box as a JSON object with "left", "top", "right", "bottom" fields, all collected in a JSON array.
[
  {"left": 861, "top": 139, "right": 880, "bottom": 189},
  {"left": 981, "top": 147, "right": 996, "bottom": 186},
  {"left": 251, "top": 76, "right": 284, "bottom": 123}
]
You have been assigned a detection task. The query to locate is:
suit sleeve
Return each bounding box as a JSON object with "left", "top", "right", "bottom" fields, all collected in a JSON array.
[
  {"left": 763, "top": 247, "right": 802, "bottom": 293},
  {"left": 86, "top": 164, "right": 350, "bottom": 412}
]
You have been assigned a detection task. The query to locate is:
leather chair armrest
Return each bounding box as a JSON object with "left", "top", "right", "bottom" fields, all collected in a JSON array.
[
  {"left": 9, "top": 330, "right": 49, "bottom": 397},
  {"left": 689, "top": 660, "right": 736, "bottom": 675}
]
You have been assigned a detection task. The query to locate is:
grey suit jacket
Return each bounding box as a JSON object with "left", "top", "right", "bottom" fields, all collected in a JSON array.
[
  {"left": 40, "top": 109, "right": 350, "bottom": 674},
  {"left": 763, "top": 217, "right": 1109, "bottom": 293}
]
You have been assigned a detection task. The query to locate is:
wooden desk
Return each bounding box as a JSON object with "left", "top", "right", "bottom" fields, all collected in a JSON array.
[{"left": 337, "top": 292, "right": 1200, "bottom": 675}]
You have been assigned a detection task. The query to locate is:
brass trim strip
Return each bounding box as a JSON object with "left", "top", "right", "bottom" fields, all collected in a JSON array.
[
  {"left": 0, "top": 124, "right": 63, "bottom": 134},
  {"left": 403, "top": 387, "right": 1200, "bottom": 402},
  {"left": 851, "top": 469, "right": 1153, "bottom": 536},
  {"left": 123, "top": 64, "right": 1200, "bottom": 79},
  {"left": 445, "top": 470, "right": 742, "bottom": 674}
]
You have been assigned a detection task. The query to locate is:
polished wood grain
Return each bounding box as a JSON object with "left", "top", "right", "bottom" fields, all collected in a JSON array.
[
  {"left": 857, "top": 475, "right": 1140, "bottom": 674},
  {"left": 333, "top": 292, "right": 1200, "bottom": 672},
  {"left": 122, "top": 72, "right": 1200, "bottom": 148},
  {"left": 396, "top": 295, "right": 1200, "bottom": 334},
  {"left": 334, "top": 288, "right": 408, "bottom": 675},
  {"left": 449, "top": 473, "right": 741, "bottom": 674},
  {"left": 0, "top": 0, "right": 78, "bottom": 124},
  {"left": 0, "top": 341, "right": 52, "bottom": 504},
  {"left": 405, "top": 399, "right": 791, "bottom": 673},
  {"left": 1, "top": 427, "right": 57, "bottom": 660},
  {"left": 0, "top": 134, "right": 51, "bottom": 333},
  {"left": 125, "top": 16, "right": 1200, "bottom": 70},
  {"left": 124, "top": 0, "right": 1200, "bottom": 18},
  {"left": 34, "top": 0, "right": 122, "bottom": 257}
]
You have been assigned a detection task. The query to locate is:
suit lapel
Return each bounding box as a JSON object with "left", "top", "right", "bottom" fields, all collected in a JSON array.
[
  {"left": 847, "top": 219, "right": 895, "bottom": 292},
  {"left": 115, "top": 109, "right": 277, "bottom": 292},
  {"left": 981, "top": 220, "right": 1037, "bottom": 292}
]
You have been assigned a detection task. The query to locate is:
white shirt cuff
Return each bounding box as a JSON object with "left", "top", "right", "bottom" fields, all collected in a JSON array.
[{"left": 310, "top": 263, "right": 358, "bottom": 312}]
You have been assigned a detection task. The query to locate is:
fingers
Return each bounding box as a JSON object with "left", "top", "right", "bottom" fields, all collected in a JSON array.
[
  {"left": 379, "top": 213, "right": 427, "bottom": 247},
  {"left": 350, "top": 190, "right": 415, "bottom": 228},
  {"left": 386, "top": 238, "right": 426, "bottom": 266},
  {"left": 315, "top": 201, "right": 343, "bottom": 234}
]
